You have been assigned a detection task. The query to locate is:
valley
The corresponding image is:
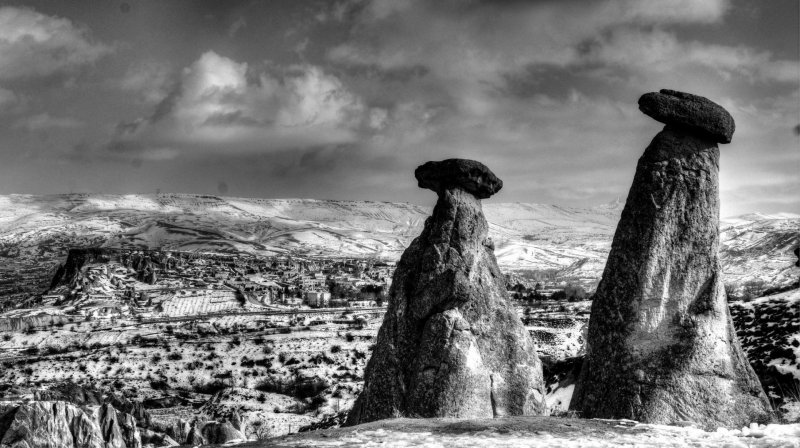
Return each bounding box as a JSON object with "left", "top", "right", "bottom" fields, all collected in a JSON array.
[{"left": 0, "top": 194, "right": 796, "bottom": 446}]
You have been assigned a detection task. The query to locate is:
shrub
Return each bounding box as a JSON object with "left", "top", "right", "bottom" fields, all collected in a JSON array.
[
  {"left": 193, "top": 380, "right": 227, "bottom": 395},
  {"left": 345, "top": 333, "right": 355, "bottom": 342},
  {"left": 308, "top": 395, "right": 327, "bottom": 411},
  {"left": 185, "top": 361, "right": 202, "bottom": 370},
  {"left": 330, "top": 345, "right": 342, "bottom": 354},
  {"left": 167, "top": 352, "right": 183, "bottom": 361},
  {"left": 241, "top": 357, "right": 255, "bottom": 368},
  {"left": 150, "top": 379, "right": 169, "bottom": 390}
]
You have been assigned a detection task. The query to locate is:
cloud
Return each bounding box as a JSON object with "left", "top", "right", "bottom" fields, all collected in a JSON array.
[
  {"left": 328, "top": 0, "right": 794, "bottom": 105},
  {"left": 119, "top": 61, "right": 174, "bottom": 104},
  {"left": 108, "top": 51, "right": 367, "bottom": 157},
  {"left": 0, "top": 86, "right": 17, "bottom": 108},
  {"left": 228, "top": 16, "right": 246, "bottom": 37},
  {"left": 314, "top": 0, "right": 798, "bottom": 211},
  {"left": 13, "top": 113, "right": 83, "bottom": 131},
  {"left": 0, "top": 6, "right": 111, "bottom": 81},
  {"left": 583, "top": 28, "right": 800, "bottom": 85},
  {"left": 329, "top": 0, "right": 731, "bottom": 74}
]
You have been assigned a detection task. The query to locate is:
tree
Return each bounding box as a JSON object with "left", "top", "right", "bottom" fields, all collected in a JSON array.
[
  {"left": 331, "top": 283, "right": 357, "bottom": 300},
  {"left": 564, "top": 284, "right": 588, "bottom": 302}
]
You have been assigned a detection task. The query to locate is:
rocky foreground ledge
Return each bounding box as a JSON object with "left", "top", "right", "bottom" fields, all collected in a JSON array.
[{"left": 248, "top": 417, "right": 800, "bottom": 447}]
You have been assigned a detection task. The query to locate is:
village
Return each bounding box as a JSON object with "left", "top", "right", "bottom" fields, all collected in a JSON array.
[
  {"left": 28, "top": 248, "right": 577, "bottom": 323},
  {"left": 32, "top": 249, "right": 401, "bottom": 319}
]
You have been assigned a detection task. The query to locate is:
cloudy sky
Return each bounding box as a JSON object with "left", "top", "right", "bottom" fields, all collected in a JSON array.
[{"left": 0, "top": 0, "right": 797, "bottom": 216}]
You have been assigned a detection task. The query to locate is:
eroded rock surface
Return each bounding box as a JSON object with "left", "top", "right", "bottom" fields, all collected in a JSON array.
[
  {"left": 415, "top": 159, "right": 503, "bottom": 199},
  {"left": 347, "top": 159, "right": 546, "bottom": 425},
  {"left": 0, "top": 401, "right": 137, "bottom": 448},
  {"left": 638, "top": 89, "right": 735, "bottom": 143},
  {"left": 571, "top": 91, "right": 772, "bottom": 428}
]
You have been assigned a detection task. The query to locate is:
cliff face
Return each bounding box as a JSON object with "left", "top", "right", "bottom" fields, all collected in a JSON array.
[
  {"left": 0, "top": 401, "right": 139, "bottom": 448},
  {"left": 348, "top": 159, "right": 546, "bottom": 425},
  {"left": 49, "top": 248, "right": 163, "bottom": 291},
  {"left": 49, "top": 248, "right": 114, "bottom": 290},
  {"left": 570, "top": 90, "right": 772, "bottom": 428}
]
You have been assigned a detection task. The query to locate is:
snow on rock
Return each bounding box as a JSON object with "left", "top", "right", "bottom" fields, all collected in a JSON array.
[{"left": 259, "top": 416, "right": 800, "bottom": 448}]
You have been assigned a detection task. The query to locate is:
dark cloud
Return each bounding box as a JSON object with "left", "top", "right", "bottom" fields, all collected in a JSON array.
[
  {"left": 0, "top": 0, "right": 795, "bottom": 217},
  {"left": 202, "top": 111, "right": 263, "bottom": 127}
]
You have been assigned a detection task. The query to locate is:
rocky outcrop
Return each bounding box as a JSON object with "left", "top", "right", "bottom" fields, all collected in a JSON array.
[
  {"left": 415, "top": 158, "right": 503, "bottom": 199},
  {"left": 0, "top": 401, "right": 118, "bottom": 448},
  {"left": 32, "top": 383, "right": 149, "bottom": 445},
  {"left": 570, "top": 90, "right": 772, "bottom": 428},
  {"left": 0, "top": 395, "right": 144, "bottom": 448},
  {"left": 34, "top": 382, "right": 104, "bottom": 406},
  {"left": 347, "top": 158, "right": 546, "bottom": 425},
  {"left": 49, "top": 248, "right": 164, "bottom": 291},
  {"left": 116, "top": 412, "right": 142, "bottom": 448},
  {"left": 200, "top": 420, "right": 246, "bottom": 444},
  {"left": 185, "top": 423, "right": 206, "bottom": 446},
  {"left": 94, "top": 404, "right": 125, "bottom": 448},
  {"left": 638, "top": 89, "right": 735, "bottom": 143},
  {"left": 49, "top": 248, "right": 113, "bottom": 290},
  {"left": 139, "top": 429, "right": 178, "bottom": 447}
]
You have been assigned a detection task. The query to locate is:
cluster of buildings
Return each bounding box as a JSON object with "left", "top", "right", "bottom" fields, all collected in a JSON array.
[{"left": 45, "top": 249, "right": 396, "bottom": 314}]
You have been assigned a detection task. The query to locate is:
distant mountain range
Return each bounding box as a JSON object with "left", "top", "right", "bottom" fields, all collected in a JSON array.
[{"left": 0, "top": 194, "right": 796, "bottom": 296}]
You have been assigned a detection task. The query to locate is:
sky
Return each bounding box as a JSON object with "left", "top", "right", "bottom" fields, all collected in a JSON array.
[{"left": 0, "top": 0, "right": 797, "bottom": 216}]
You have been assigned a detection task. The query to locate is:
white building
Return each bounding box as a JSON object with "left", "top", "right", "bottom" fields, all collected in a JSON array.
[{"left": 306, "top": 291, "right": 331, "bottom": 308}]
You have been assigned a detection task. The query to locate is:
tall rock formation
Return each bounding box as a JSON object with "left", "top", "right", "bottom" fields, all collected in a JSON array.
[
  {"left": 570, "top": 90, "right": 773, "bottom": 428},
  {"left": 347, "top": 159, "right": 546, "bottom": 425},
  {"left": 0, "top": 401, "right": 121, "bottom": 448}
]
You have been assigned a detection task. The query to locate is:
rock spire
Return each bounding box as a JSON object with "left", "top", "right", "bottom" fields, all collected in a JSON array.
[
  {"left": 347, "top": 158, "right": 546, "bottom": 425},
  {"left": 570, "top": 90, "right": 772, "bottom": 428}
]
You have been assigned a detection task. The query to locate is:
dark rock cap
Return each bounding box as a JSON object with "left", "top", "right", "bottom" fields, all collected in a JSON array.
[
  {"left": 638, "top": 89, "right": 735, "bottom": 144},
  {"left": 415, "top": 158, "right": 503, "bottom": 199}
]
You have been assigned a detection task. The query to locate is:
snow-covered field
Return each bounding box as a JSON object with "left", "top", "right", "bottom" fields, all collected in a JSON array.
[{"left": 257, "top": 416, "right": 800, "bottom": 448}]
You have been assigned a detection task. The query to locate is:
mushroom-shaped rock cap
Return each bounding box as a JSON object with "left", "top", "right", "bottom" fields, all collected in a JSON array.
[
  {"left": 415, "top": 158, "right": 503, "bottom": 199},
  {"left": 638, "top": 89, "right": 735, "bottom": 143}
]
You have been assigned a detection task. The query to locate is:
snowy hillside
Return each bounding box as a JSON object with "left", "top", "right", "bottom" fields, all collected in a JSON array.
[
  {"left": 0, "top": 194, "right": 796, "bottom": 301},
  {"left": 257, "top": 416, "right": 800, "bottom": 447}
]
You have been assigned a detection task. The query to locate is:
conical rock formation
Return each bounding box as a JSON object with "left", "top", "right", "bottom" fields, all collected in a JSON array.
[
  {"left": 347, "top": 158, "right": 546, "bottom": 425},
  {"left": 570, "top": 90, "right": 772, "bottom": 428}
]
